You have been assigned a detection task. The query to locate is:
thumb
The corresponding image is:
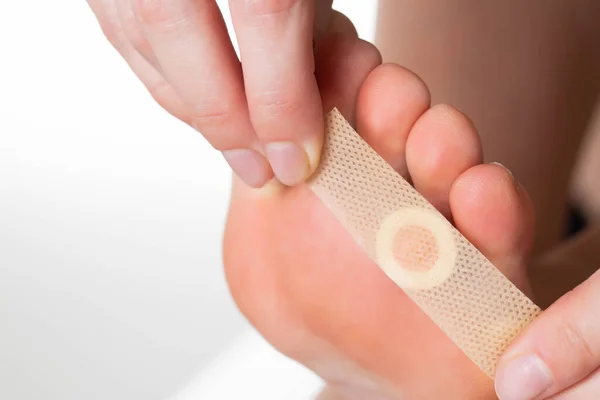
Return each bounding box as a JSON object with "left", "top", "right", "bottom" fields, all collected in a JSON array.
[{"left": 495, "top": 269, "right": 600, "bottom": 400}]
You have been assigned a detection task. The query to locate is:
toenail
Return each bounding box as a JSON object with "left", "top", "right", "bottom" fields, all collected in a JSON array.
[{"left": 490, "top": 162, "right": 514, "bottom": 181}]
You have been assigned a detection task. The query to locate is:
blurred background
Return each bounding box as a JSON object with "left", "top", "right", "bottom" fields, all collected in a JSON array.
[{"left": 0, "top": 1, "right": 376, "bottom": 399}]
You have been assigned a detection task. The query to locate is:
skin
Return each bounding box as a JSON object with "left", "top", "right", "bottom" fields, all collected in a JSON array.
[
  {"left": 376, "top": 2, "right": 600, "bottom": 398},
  {"left": 376, "top": 0, "right": 600, "bottom": 256},
  {"left": 225, "top": 56, "right": 528, "bottom": 399},
  {"left": 87, "top": 1, "right": 600, "bottom": 398},
  {"left": 573, "top": 117, "right": 600, "bottom": 222}
]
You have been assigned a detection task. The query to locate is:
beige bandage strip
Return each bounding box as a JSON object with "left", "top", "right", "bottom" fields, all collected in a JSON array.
[{"left": 308, "top": 109, "right": 541, "bottom": 378}]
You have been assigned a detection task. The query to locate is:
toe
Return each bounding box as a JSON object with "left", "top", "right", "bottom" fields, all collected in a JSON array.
[
  {"left": 450, "top": 163, "right": 535, "bottom": 294},
  {"left": 315, "top": 34, "right": 382, "bottom": 126},
  {"left": 355, "top": 63, "right": 431, "bottom": 175},
  {"left": 406, "top": 104, "right": 483, "bottom": 218}
]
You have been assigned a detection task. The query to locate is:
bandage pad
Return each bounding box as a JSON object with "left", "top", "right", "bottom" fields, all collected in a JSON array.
[{"left": 308, "top": 108, "right": 541, "bottom": 378}]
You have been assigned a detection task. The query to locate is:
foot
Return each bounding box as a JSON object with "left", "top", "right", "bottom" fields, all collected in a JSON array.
[{"left": 224, "top": 35, "right": 535, "bottom": 399}]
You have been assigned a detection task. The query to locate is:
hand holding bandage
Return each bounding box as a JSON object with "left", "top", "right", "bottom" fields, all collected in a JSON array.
[{"left": 495, "top": 229, "right": 600, "bottom": 400}]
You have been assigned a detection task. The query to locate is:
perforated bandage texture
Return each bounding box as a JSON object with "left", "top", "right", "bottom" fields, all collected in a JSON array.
[{"left": 308, "top": 108, "right": 541, "bottom": 378}]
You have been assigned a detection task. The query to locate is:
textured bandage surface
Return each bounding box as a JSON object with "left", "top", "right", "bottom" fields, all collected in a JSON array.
[{"left": 308, "top": 108, "right": 541, "bottom": 378}]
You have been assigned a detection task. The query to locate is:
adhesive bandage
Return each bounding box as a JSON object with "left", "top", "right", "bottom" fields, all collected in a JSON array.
[{"left": 308, "top": 108, "right": 541, "bottom": 378}]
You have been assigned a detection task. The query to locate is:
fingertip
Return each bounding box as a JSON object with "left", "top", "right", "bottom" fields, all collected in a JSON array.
[
  {"left": 495, "top": 353, "right": 553, "bottom": 400},
  {"left": 305, "top": 134, "right": 324, "bottom": 178},
  {"left": 265, "top": 140, "right": 317, "bottom": 187},
  {"left": 232, "top": 0, "right": 325, "bottom": 185},
  {"left": 495, "top": 272, "right": 600, "bottom": 399},
  {"left": 251, "top": 86, "right": 323, "bottom": 185},
  {"left": 223, "top": 148, "right": 274, "bottom": 189}
]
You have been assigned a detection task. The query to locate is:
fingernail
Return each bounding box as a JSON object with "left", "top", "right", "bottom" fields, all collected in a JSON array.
[
  {"left": 495, "top": 354, "right": 552, "bottom": 400},
  {"left": 490, "top": 162, "right": 514, "bottom": 181},
  {"left": 222, "top": 148, "right": 273, "bottom": 188},
  {"left": 265, "top": 142, "right": 311, "bottom": 186}
]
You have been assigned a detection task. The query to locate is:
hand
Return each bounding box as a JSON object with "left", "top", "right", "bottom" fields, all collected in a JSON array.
[
  {"left": 496, "top": 231, "right": 600, "bottom": 400},
  {"left": 87, "top": 0, "right": 348, "bottom": 188}
]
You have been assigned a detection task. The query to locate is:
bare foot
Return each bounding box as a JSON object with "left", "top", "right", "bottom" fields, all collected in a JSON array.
[{"left": 223, "top": 34, "right": 535, "bottom": 399}]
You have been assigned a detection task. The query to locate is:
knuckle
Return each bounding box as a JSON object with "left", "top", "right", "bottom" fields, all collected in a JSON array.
[
  {"left": 134, "top": 0, "right": 185, "bottom": 27},
  {"left": 101, "top": 24, "right": 125, "bottom": 50},
  {"left": 250, "top": 91, "right": 302, "bottom": 122},
  {"left": 561, "top": 320, "right": 596, "bottom": 366},
  {"left": 129, "top": 33, "right": 153, "bottom": 58},
  {"left": 89, "top": 0, "right": 130, "bottom": 52},
  {"left": 94, "top": 13, "right": 128, "bottom": 50},
  {"left": 147, "top": 81, "right": 180, "bottom": 112},
  {"left": 191, "top": 105, "right": 232, "bottom": 128},
  {"left": 189, "top": 104, "right": 238, "bottom": 149},
  {"left": 120, "top": 20, "right": 150, "bottom": 55},
  {"left": 233, "top": 0, "right": 299, "bottom": 16},
  {"left": 117, "top": 5, "right": 151, "bottom": 54}
]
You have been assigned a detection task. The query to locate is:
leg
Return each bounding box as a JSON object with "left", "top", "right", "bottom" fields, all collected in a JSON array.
[
  {"left": 573, "top": 106, "right": 600, "bottom": 222},
  {"left": 376, "top": 0, "right": 600, "bottom": 255}
]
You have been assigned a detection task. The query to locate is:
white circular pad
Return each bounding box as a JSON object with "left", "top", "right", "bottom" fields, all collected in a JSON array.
[{"left": 375, "top": 208, "right": 457, "bottom": 290}]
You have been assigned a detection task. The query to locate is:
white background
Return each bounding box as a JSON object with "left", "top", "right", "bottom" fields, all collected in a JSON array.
[{"left": 0, "top": 1, "right": 376, "bottom": 399}]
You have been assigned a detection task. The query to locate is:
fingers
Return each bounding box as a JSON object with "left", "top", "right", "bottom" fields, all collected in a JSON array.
[
  {"left": 230, "top": 0, "right": 325, "bottom": 186},
  {"left": 88, "top": 0, "right": 126, "bottom": 52},
  {"left": 89, "top": 0, "right": 272, "bottom": 187},
  {"left": 87, "top": 0, "right": 190, "bottom": 122},
  {"left": 115, "top": 0, "right": 158, "bottom": 67},
  {"left": 495, "top": 270, "right": 600, "bottom": 400},
  {"left": 90, "top": 0, "right": 339, "bottom": 188},
  {"left": 131, "top": 0, "right": 276, "bottom": 188},
  {"left": 133, "top": 0, "right": 256, "bottom": 149}
]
